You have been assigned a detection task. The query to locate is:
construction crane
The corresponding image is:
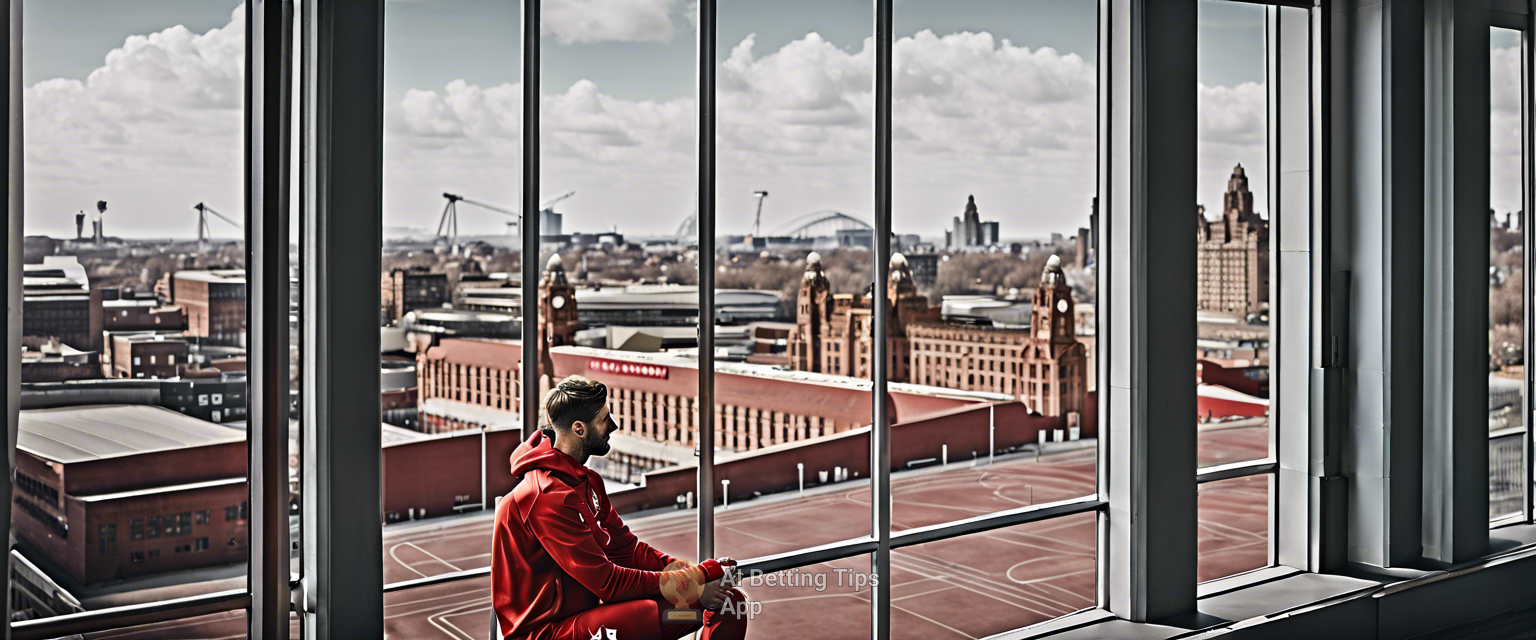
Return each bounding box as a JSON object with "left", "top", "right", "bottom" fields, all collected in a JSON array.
[
  {"left": 193, "top": 202, "right": 241, "bottom": 247},
  {"left": 750, "top": 190, "right": 769, "bottom": 237},
  {"left": 436, "top": 190, "right": 574, "bottom": 246}
]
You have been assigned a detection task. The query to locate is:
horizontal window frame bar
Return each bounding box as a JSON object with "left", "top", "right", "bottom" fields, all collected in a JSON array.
[
  {"left": 1196, "top": 459, "right": 1277, "bottom": 484},
  {"left": 1492, "top": 9, "right": 1528, "bottom": 31},
  {"left": 11, "top": 589, "right": 250, "bottom": 640},
  {"left": 890, "top": 495, "right": 1105, "bottom": 550},
  {"left": 1489, "top": 425, "right": 1527, "bottom": 439},
  {"left": 383, "top": 566, "right": 491, "bottom": 593},
  {"left": 1224, "top": 0, "right": 1315, "bottom": 11}
]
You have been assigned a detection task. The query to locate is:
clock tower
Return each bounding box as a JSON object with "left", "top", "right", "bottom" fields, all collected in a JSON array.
[
  {"left": 538, "top": 255, "right": 580, "bottom": 363},
  {"left": 1032, "top": 255, "right": 1075, "bottom": 346}
]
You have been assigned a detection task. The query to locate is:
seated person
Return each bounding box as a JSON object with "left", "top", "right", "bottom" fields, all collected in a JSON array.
[{"left": 493, "top": 376, "right": 749, "bottom": 640}]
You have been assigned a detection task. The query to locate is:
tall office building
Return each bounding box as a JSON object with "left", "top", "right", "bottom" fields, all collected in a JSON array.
[{"left": 1196, "top": 164, "right": 1270, "bottom": 316}]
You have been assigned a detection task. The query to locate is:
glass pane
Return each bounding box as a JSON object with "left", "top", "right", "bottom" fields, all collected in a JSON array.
[
  {"left": 739, "top": 554, "right": 874, "bottom": 639},
  {"left": 888, "top": 0, "right": 1100, "bottom": 539},
  {"left": 712, "top": 0, "right": 874, "bottom": 556},
  {"left": 1489, "top": 26, "right": 1526, "bottom": 523},
  {"left": 1197, "top": 474, "right": 1270, "bottom": 583},
  {"left": 15, "top": 0, "right": 248, "bottom": 624},
  {"left": 537, "top": 0, "right": 700, "bottom": 550},
  {"left": 74, "top": 609, "right": 302, "bottom": 639},
  {"left": 378, "top": 0, "right": 522, "bottom": 615},
  {"left": 1196, "top": 0, "right": 1271, "bottom": 469},
  {"left": 889, "top": 512, "right": 1096, "bottom": 637},
  {"left": 386, "top": 576, "right": 494, "bottom": 639}
]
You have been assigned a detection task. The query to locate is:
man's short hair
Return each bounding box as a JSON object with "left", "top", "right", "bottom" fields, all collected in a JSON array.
[{"left": 546, "top": 376, "right": 608, "bottom": 431}]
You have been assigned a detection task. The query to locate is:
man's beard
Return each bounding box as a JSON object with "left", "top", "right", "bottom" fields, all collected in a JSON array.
[{"left": 585, "top": 427, "right": 611, "bottom": 457}]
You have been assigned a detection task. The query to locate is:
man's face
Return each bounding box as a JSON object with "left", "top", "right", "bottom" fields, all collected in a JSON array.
[{"left": 582, "top": 404, "right": 619, "bottom": 458}]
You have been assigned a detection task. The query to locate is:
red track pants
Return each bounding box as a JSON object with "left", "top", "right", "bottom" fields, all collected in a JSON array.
[{"left": 533, "top": 589, "right": 749, "bottom": 640}]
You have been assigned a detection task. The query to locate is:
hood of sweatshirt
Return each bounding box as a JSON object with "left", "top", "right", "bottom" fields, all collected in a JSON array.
[{"left": 510, "top": 428, "right": 589, "bottom": 486}]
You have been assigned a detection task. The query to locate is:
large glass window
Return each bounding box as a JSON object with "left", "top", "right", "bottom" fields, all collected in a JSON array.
[
  {"left": 1195, "top": 0, "right": 1287, "bottom": 582},
  {"left": 889, "top": 0, "right": 1099, "bottom": 539},
  {"left": 377, "top": 1, "right": 523, "bottom": 634},
  {"left": 538, "top": 0, "right": 701, "bottom": 572},
  {"left": 1489, "top": 26, "right": 1526, "bottom": 524},
  {"left": 711, "top": 0, "right": 875, "bottom": 559},
  {"left": 14, "top": 0, "right": 250, "bottom": 625}
]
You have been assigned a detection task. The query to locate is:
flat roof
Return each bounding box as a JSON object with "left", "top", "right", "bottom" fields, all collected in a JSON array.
[
  {"left": 172, "top": 270, "right": 246, "bottom": 284},
  {"left": 19, "top": 405, "right": 245, "bottom": 465}
]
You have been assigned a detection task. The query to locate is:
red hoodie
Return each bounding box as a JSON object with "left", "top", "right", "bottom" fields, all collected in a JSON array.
[{"left": 492, "top": 429, "right": 723, "bottom": 639}]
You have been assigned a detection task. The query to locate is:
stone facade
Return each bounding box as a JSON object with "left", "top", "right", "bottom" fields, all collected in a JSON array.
[
  {"left": 790, "top": 253, "right": 1088, "bottom": 418},
  {"left": 1197, "top": 164, "right": 1270, "bottom": 316}
]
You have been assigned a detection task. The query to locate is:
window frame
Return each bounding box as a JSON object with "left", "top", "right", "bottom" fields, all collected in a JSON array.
[{"left": 0, "top": 0, "right": 1335, "bottom": 638}]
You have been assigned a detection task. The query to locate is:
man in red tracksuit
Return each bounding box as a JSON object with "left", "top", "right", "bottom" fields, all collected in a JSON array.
[{"left": 493, "top": 376, "right": 750, "bottom": 640}]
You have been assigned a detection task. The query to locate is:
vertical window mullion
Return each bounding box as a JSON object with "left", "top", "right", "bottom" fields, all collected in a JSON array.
[
  {"left": 697, "top": 0, "right": 717, "bottom": 562},
  {"left": 300, "top": 0, "right": 384, "bottom": 636},
  {"left": 871, "top": 0, "right": 893, "bottom": 637},
  {"left": 1102, "top": 0, "right": 1199, "bottom": 622},
  {"left": 245, "top": 0, "right": 293, "bottom": 637},
  {"left": 1, "top": 0, "right": 17, "bottom": 633},
  {"left": 519, "top": 0, "right": 541, "bottom": 451}
]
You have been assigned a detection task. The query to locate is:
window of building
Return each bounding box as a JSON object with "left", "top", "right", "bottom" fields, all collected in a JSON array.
[
  {"left": 147, "top": 516, "right": 161, "bottom": 539},
  {"left": 131, "top": 518, "right": 144, "bottom": 541},
  {"left": 130, "top": 551, "right": 144, "bottom": 563},
  {"left": 196, "top": 510, "right": 210, "bottom": 525},
  {"left": 1489, "top": 26, "right": 1526, "bottom": 524},
  {"left": 99, "top": 524, "right": 116, "bottom": 557}
]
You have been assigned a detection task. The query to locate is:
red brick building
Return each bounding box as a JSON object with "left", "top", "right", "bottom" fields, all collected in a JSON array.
[
  {"left": 106, "top": 333, "right": 190, "bottom": 380},
  {"left": 791, "top": 253, "right": 1089, "bottom": 418},
  {"left": 102, "top": 300, "right": 186, "bottom": 332},
  {"left": 167, "top": 270, "right": 246, "bottom": 347},
  {"left": 13, "top": 405, "right": 249, "bottom": 584},
  {"left": 788, "top": 252, "right": 935, "bottom": 381}
]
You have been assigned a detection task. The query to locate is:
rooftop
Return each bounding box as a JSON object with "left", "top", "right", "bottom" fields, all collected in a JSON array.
[
  {"left": 172, "top": 270, "right": 246, "bottom": 284},
  {"left": 19, "top": 404, "right": 245, "bottom": 465}
]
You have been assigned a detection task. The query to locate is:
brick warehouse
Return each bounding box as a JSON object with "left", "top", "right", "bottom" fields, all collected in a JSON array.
[
  {"left": 165, "top": 270, "right": 247, "bottom": 347},
  {"left": 13, "top": 405, "right": 249, "bottom": 584}
]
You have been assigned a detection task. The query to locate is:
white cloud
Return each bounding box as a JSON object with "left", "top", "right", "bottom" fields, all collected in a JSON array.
[
  {"left": 25, "top": 5, "right": 245, "bottom": 239},
  {"left": 1492, "top": 44, "right": 1521, "bottom": 215},
  {"left": 543, "top": 0, "right": 681, "bottom": 44},
  {"left": 22, "top": 5, "right": 1270, "bottom": 240}
]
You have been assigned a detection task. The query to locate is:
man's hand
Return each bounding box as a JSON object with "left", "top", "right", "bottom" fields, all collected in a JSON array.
[
  {"left": 698, "top": 557, "right": 738, "bottom": 611},
  {"left": 699, "top": 577, "right": 731, "bottom": 611}
]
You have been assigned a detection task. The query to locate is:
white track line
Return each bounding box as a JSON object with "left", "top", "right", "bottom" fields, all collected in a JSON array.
[{"left": 411, "top": 541, "right": 466, "bottom": 572}]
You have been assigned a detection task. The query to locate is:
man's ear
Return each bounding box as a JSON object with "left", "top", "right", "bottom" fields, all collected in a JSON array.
[{"left": 570, "top": 420, "right": 586, "bottom": 437}]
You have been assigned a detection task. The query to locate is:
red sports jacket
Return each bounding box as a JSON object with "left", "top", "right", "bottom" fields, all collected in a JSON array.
[{"left": 492, "top": 429, "right": 723, "bottom": 639}]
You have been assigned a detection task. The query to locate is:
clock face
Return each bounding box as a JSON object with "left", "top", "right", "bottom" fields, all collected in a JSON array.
[
  {"left": 552, "top": 295, "right": 566, "bottom": 309},
  {"left": 1056, "top": 299, "right": 1068, "bottom": 313}
]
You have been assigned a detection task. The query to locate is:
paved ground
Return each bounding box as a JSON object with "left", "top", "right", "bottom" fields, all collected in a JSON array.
[{"left": 85, "top": 426, "right": 1269, "bottom": 639}]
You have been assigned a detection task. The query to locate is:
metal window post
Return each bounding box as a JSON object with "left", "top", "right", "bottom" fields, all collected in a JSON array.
[
  {"left": 1101, "top": 0, "right": 1198, "bottom": 622},
  {"left": 520, "top": 0, "right": 540, "bottom": 451},
  {"left": 246, "top": 0, "right": 294, "bottom": 637},
  {"left": 1, "top": 1, "right": 18, "bottom": 638},
  {"left": 1421, "top": 0, "right": 1490, "bottom": 564},
  {"left": 871, "top": 0, "right": 893, "bottom": 636},
  {"left": 301, "top": 0, "right": 384, "bottom": 637},
  {"left": 697, "top": 0, "right": 717, "bottom": 562}
]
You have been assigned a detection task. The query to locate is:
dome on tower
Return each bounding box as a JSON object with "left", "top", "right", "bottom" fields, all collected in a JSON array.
[
  {"left": 546, "top": 254, "right": 565, "bottom": 272},
  {"left": 1041, "top": 254, "right": 1066, "bottom": 287}
]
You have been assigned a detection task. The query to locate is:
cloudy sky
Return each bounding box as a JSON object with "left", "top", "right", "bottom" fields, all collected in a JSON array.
[{"left": 23, "top": 0, "right": 1308, "bottom": 241}]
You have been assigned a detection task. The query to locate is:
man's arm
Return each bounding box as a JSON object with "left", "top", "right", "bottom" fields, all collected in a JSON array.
[
  {"left": 601, "top": 497, "right": 675, "bottom": 571},
  {"left": 528, "top": 489, "right": 721, "bottom": 603}
]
